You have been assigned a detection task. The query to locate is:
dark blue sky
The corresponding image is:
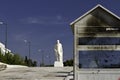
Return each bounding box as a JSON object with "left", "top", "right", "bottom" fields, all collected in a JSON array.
[{"left": 0, "top": 0, "right": 120, "bottom": 65}]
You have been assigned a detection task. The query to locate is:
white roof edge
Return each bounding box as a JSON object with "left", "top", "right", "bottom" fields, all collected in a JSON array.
[
  {"left": 98, "top": 4, "right": 120, "bottom": 20},
  {"left": 70, "top": 4, "right": 100, "bottom": 25},
  {"left": 70, "top": 4, "right": 120, "bottom": 26}
]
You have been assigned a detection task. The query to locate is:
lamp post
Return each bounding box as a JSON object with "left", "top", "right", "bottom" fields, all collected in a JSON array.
[
  {"left": 24, "top": 40, "right": 31, "bottom": 67},
  {"left": 38, "top": 49, "right": 44, "bottom": 67},
  {"left": 46, "top": 52, "right": 51, "bottom": 66},
  {"left": 0, "top": 21, "right": 7, "bottom": 54},
  {"left": 48, "top": 52, "right": 51, "bottom": 65}
]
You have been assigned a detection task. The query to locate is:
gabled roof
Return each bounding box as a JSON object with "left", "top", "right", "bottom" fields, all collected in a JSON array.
[{"left": 70, "top": 4, "right": 120, "bottom": 26}]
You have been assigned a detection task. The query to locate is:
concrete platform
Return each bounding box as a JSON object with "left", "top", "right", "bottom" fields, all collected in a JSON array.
[
  {"left": 0, "top": 62, "right": 7, "bottom": 71},
  {"left": 0, "top": 67, "right": 73, "bottom": 80}
]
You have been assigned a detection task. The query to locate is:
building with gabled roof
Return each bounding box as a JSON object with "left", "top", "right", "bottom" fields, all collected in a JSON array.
[{"left": 70, "top": 4, "right": 120, "bottom": 80}]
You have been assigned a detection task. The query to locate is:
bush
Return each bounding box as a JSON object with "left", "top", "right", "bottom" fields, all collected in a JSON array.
[
  {"left": 0, "top": 51, "right": 37, "bottom": 67},
  {"left": 64, "top": 59, "right": 73, "bottom": 66}
]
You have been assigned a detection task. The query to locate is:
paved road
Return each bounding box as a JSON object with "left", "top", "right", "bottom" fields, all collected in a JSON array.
[{"left": 0, "top": 67, "right": 72, "bottom": 80}]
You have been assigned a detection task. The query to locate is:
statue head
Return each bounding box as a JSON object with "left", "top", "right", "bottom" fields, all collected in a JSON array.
[{"left": 57, "top": 40, "right": 60, "bottom": 44}]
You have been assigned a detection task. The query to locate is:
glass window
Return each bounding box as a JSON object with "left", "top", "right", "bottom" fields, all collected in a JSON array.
[
  {"left": 79, "top": 51, "right": 120, "bottom": 68},
  {"left": 78, "top": 37, "right": 120, "bottom": 45}
]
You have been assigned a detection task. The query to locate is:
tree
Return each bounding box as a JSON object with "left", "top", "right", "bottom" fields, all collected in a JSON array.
[
  {"left": 64, "top": 59, "right": 73, "bottom": 66},
  {"left": 0, "top": 51, "right": 37, "bottom": 67},
  {"left": 12, "top": 54, "right": 23, "bottom": 65},
  {"left": 24, "top": 56, "right": 29, "bottom": 66},
  {"left": 32, "top": 61, "right": 37, "bottom": 67}
]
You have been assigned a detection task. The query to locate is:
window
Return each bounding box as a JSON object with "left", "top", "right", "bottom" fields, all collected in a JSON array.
[
  {"left": 79, "top": 51, "right": 120, "bottom": 68},
  {"left": 78, "top": 37, "right": 120, "bottom": 45}
]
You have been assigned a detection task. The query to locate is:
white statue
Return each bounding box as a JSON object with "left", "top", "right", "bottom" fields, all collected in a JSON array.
[
  {"left": 54, "top": 40, "right": 63, "bottom": 62},
  {"left": 54, "top": 40, "right": 63, "bottom": 67}
]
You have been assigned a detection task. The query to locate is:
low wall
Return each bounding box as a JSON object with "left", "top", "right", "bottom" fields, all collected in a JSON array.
[{"left": 0, "top": 62, "right": 7, "bottom": 71}]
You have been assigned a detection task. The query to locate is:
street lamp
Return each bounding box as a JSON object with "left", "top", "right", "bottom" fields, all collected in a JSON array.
[
  {"left": 48, "top": 52, "right": 51, "bottom": 65},
  {"left": 24, "top": 40, "right": 31, "bottom": 67},
  {"left": 0, "top": 21, "right": 7, "bottom": 54},
  {"left": 38, "top": 49, "right": 44, "bottom": 67}
]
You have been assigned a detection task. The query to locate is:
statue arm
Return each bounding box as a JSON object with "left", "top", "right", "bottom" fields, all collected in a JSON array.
[{"left": 54, "top": 45, "right": 57, "bottom": 52}]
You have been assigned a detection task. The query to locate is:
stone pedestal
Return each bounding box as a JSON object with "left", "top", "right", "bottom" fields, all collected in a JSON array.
[{"left": 54, "top": 61, "right": 63, "bottom": 67}]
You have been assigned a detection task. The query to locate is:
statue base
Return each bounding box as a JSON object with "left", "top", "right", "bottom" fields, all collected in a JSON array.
[{"left": 54, "top": 61, "right": 63, "bottom": 67}]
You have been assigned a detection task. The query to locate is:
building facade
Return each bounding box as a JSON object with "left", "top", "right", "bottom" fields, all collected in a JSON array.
[
  {"left": 70, "top": 4, "right": 120, "bottom": 80},
  {"left": 0, "top": 42, "right": 11, "bottom": 55}
]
